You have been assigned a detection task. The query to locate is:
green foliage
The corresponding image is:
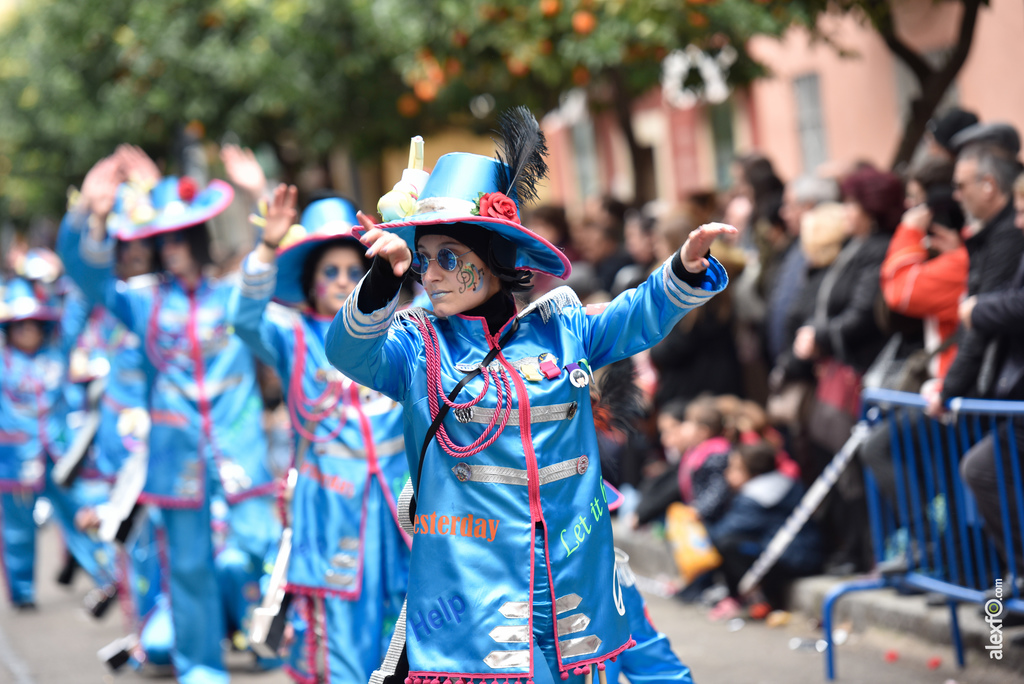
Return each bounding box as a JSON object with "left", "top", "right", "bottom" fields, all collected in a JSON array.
[{"left": 0, "top": 0, "right": 805, "bottom": 221}]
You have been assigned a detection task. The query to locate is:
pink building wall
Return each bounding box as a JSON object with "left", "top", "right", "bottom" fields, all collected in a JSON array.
[{"left": 748, "top": 0, "right": 1024, "bottom": 180}]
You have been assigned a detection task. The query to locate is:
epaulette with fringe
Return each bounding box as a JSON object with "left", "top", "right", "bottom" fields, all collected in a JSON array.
[
  {"left": 394, "top": 306, "right": 429, "bottom": 324},
  {"left": 122, "top": 273, "right": 161, "bottom": 291},
  {"left": 516, "top": 286, "right": 581, "bottom": 323},
  {"left": 265, "top": 301, "right": 301, "bottom": 327}
]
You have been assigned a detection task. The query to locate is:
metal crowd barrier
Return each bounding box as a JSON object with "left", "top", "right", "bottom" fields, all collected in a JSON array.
[{"left": 823, "top": 388, "right": 1024, "bottom": 680}]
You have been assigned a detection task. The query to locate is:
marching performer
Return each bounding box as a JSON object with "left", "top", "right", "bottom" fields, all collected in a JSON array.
[
  {"left": 326, "top": 107, "right": 730, "bottom": 684},
  {"left": 0, "top": 275, "right": 115, "bottom": 608},
  {"left": 58, "top": 152, "right": 279, "bottom": 684},
  {"left": 233, "top": 189, "right": 410, "bottom": 683}
]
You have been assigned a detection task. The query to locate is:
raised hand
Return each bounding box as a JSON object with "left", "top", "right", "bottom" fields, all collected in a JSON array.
[
  {"left": 221, "top": 144, "right": 268, "bottom": 201},
  {"left": 263, "top": 184, "right": 298, "bottom": 248},
  {"left": 115, "top": 144, "right": 161, "bottom": 189},
  {"left": 356, "top": 211, "right": 412, "bottom": 277},
  {"left": 680, "top": 222, "right": 737, "bottom": 273},
  {"left": 80, "top": 155, "right": 124, "bottom": 235}
]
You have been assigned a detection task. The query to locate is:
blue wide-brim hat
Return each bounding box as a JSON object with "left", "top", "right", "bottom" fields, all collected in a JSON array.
[
  {"left": 114, "top": 176, "right": 234, "bottom": 241},
  {"left": 376, "top": 152, "right": 571, "bottom": 279},
  {"left": 274, "top": 197, "right": 363, "bottom": 307},
  {"left": 0, "top": 278, "right": 60, "bottom": 324}
]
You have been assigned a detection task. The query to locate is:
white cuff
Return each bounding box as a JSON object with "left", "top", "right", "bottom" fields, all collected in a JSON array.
[{"left": 341, "top": 276, "right": 400, "bottom": 339}]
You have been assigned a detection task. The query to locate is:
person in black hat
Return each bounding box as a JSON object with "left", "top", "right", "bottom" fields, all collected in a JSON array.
[
  {"left": 925, "top": 107, "right": 979, "bottom": 160},
  {"left": 950, "top": 122, "right": 1022, "bottom": 159}
]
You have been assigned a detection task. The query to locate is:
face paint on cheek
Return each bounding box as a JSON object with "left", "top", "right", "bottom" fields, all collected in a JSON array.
[{"left": 457, "top": 263, "right": 484, "bottom": 294}]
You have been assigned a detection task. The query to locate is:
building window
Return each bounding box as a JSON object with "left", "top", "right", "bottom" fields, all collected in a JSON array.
[
  {"left": 794, "top": 73, "right": 828, "bottom": 173},
  {"left": 709, "top": 100, "right": 734, "bottom": 190}
]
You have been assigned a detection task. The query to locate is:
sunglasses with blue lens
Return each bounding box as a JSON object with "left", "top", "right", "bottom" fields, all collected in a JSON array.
[
  {"left": 320, "top": 264, "right": 366, "bottom": 283},
  {"left": 411, "top": 247, "right": 473, "bottom": 275}
]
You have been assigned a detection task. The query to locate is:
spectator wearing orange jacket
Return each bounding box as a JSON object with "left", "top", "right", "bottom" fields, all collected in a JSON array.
[{"left": 880, "top": 163, "right": 968, "bottom": 384}]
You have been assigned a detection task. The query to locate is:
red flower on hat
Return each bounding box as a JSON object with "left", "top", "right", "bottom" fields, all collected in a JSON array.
[
  {"left": 178, "top": 177, "right": 198, "bottom": 203},
  {"left": 476, "top": 192, "right": 520, "bottom": 223}
]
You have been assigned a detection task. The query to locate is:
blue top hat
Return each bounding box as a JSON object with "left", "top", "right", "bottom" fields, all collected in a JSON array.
[
  {"left": 376, "top": 152, "right": 570, "bottom": 279},
  {"left": 114, "top": 176, "right": 234, "bottom": 241},
  {"left": 274, "top": 198, "right": 363, "bottom": 307},
  {"left": 0, "top": 277, "right": 60, "bottom": 325}
]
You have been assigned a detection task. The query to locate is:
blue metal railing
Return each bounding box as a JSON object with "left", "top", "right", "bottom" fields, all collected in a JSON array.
[{"left": 823, "top": 389, "right": 1024, "bottom": 679}]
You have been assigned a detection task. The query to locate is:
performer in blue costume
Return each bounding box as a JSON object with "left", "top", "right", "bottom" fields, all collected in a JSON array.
[
  {"left": 325, "top": 107, "right": 731, "bottom": 684},
  {"left": 67, "top": 151, "right": 176, "bottom": 669},
  {"left": 0, "top": 276, "right": 115, "bottom": 608},
  {"left": 233, "top": 188, "right": 411, "bottom": 683},
  {"left": 58, "top": 152, "right": 279, "bottom": 684}
]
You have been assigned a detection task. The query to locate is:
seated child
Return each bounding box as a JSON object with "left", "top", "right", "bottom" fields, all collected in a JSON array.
[
  {"left": 632, "top": 397, "right": 732, "bottom": 527},
  {"left": 708, "top": 440, "right": 823, "bottom": 617}
]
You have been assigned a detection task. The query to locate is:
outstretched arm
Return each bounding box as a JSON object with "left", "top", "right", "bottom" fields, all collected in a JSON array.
[{"left": 579, "top": 223, "right": 733, "bottom": 369}]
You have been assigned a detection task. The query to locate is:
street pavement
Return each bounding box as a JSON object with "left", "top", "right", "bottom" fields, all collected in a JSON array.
[{"left": 2, "top": 524, "right": 1021, "bottom": 684}]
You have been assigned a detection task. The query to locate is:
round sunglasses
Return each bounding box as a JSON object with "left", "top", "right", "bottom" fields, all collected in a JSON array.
[
  {"left": 320, "top": 264, "right": 366, "bottom": 283},
  {"left": 411, "top": 247, "right": 473, "bottom": 275}
]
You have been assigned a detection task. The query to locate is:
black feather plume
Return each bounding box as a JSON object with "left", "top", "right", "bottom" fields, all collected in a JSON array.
[{"left": 494, "top": 106, "right": 549, "bottom": 208}]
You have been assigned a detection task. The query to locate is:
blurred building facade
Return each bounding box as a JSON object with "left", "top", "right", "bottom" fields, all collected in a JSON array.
[{"left": 543, "top": 0, "right": 1024, "bottom": 213}]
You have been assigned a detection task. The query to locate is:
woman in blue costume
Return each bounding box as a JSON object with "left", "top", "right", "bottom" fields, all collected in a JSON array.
[
  {"left": 232, "top": 186, "right": 410, "bottom": 683},
  {"left": 0, "top": 275, "right": 115, "bottom": 608},
  {"left": 326, "top": 107, "right": 731, "bottom": 684},
  {"left": 58, "top": 153, "right": 279, "bottom": 684},
  {"left": 68, "top": 150, "right": 176, "bottom": 670}
]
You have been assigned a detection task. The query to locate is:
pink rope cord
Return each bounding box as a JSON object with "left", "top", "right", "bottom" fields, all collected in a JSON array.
[
  {"left": 414, "top": 316, "right": 513, "bottom": 459},
  {"left": 287, "top": 321, "right": 345, "bottom": 443}
]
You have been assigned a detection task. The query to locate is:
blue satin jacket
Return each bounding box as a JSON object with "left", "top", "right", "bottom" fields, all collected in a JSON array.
[
  {"left": 232, "top": 258, "right": 411, "bottom": 598},
  {"left": 73, "top": 303, "right": 149, "bottom": 477},
  {"left": 58, "top": 211, "right": 272, "bottom": 507},
  {"left": 0, "top": 291, "right": 90, "bottom": 491},
  {"left": 325, "top": 256, "right": 727, "bottom": 681}
]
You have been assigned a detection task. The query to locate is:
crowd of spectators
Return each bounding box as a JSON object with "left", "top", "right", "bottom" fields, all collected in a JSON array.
[{"left": 523, "top": 109, "right": 1024, "bottom": 618}]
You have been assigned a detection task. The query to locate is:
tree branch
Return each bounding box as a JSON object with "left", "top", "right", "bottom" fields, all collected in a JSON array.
[
  {"left": 875, "top": 9, "right": 932, "bottom": 83},
  {"left": 938, "top": 0, "right": 983, "bottom": 81}
]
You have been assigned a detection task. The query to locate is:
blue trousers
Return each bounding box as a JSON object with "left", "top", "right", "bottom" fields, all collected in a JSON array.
[
  {"left": 0, "top": 470, "right": 116, "bottom": 605},
  {"left": 161, "top": 493, "right": 280, "bottom": 684}
]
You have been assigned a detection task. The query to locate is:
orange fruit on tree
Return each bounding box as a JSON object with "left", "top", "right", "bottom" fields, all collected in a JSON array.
[
  {"left": 572, "top": 10, "right": 597, "bottom": 35},
  {"left": 413, "top": 80, "right": 439, "bottom": 102},
  {"left": 572, "top": 64, "right": 590, "bottom": 86},
  {"left": 506, "top": 55, "right": 530, "bottom": 77},
  {"left": 397, "top": 94, "right": 421, "bottom": 118},
  {"left": 540, "top": 0, "right": 561, "bottom": 18}
]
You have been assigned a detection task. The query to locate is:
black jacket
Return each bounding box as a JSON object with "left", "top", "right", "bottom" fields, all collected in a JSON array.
[
  {"left": 971, "top": 253, "right": 1024, "bottom": 400},
  {"left": 942, "top": 202, "right": 1024, "bottom": 401},
  {"left": 810, "top": 233, "right": 891, "bottom": 373}
]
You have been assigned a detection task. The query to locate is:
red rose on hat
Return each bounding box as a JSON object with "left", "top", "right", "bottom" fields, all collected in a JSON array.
[
  {"left": 178, "top": 177, "right": 198, "bottom": 203},
  {"left": 477, "top": 192, "right": 519, "bottom": 223}
]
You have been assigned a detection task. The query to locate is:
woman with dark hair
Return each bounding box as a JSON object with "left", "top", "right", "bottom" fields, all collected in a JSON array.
[
  {"left": 326, "top": 108, "right": 731, "bottom": 684},
  {"left": 793, "top": 165, "right": 903, "bottom": 374},
  {"left": 59, "top": 154, "right": 277, "bottom": 684},
  {"left": 232, "top": 191, "right": 410, "bottom": 684}
]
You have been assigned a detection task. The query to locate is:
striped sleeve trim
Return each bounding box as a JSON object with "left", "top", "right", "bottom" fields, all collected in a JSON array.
[
  {"left": 341, "top": 276, "right": 400, "bottom": 339},
  {"left": 80, "top": 232, "right": 115, "bottom": 267},
  {"left": 661, "top": 256, "right": 718, "bottom": 309},
  {"left": 240, "top": 256, "right": 277, "bottom": 299}
]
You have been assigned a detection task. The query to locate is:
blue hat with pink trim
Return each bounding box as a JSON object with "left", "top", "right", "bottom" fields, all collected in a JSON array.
[
  {"left": 273, "top": 197, "right": 363, "bottom": 307},
  {"left": 374, "top": 107, "right": 570, "bottom": 279},
  {"left": 112, "top": 176, "right": 234, "bottom": 241},
  {"left": 0, "top": 278, "right": 60, "bottom": 325}
]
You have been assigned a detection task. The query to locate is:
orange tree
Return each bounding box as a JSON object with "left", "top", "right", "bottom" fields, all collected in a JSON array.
[{"left": 354, "top": 0, "right": 798, "bottom": 196}]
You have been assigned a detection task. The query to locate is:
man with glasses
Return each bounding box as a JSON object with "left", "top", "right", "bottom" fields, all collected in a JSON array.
[{"left": 931, "top": 130, "right": 1024, "bottom": 415}]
